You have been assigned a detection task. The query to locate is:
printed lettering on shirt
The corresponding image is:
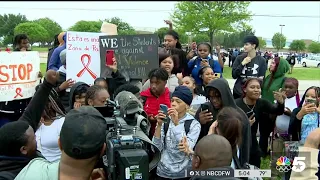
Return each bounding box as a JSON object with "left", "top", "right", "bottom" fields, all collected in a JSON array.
[{"left": 241, "top": 64, "right": 259, "bottom": 76}]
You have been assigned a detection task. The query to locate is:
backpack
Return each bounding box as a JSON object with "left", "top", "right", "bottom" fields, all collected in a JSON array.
[{"left": 163, "top": 120, "right": 193, "bottom": 143}]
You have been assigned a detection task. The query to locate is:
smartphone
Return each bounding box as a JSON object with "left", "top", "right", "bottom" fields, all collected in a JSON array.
[
  {"left": 201, "top": 104, "right": 209, "bottom": 112},
  {"left": 106, "top": 50, "right": 114, "bottom": 66},
  {"left": 201, "top": 59, "right": 208, "bottom": 63},
  {"left": 305, "top": 98, "right": 317, "bottom": 105},
  {"left": 159, "top": 104, "right": 169, "bottom": 123},
  {"left": 214, "top": 73, "right": 221, "bottom": 78}
]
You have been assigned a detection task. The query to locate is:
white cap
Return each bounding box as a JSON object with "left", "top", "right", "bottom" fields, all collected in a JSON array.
[{"left": 100, "top": 22, "right": 118, "bottom": 35}]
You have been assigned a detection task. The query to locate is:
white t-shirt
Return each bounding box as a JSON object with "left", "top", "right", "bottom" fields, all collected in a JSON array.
[
  {"left": 275, "top": 97, "right": 299, "bottom": 133},
  {"left": 35, "top": 117, "right": 65, "bottom": 162}
]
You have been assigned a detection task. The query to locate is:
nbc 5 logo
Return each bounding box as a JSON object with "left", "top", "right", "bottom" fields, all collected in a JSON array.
[{"left": 291, "top": 157, "right": 306, "bottom": 172}]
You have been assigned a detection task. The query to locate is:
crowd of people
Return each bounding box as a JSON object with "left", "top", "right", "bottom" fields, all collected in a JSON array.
[{"left": 0, "top": 20, "right": 319, "bottom": 180}]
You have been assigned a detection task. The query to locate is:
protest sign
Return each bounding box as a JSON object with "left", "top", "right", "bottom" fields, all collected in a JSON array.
[
  {"left": 66, "top": 31, "right": 106, "bottom": 85},
  {"left": 0, "top": 51, "right": 40, "bottom": 101},
  {"left": 99, "top": 34, "right": 159, "bottom": 79}
]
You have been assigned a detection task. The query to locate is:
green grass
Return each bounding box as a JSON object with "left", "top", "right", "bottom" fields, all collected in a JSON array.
[
  {"left": 30, "top": 47, "right": 49, "bottom": 52},
  {"left": 222, "top": 67, "right": 320, "bottom": 80},
  {"left": 1, "top": 47, "right": 49, "bottom": 52},
  {"left": 40, "top": 64, "right": 319, "bottom": 81},
  {"left": 40, "top": 63, "right": 47, "bottom": 75}
]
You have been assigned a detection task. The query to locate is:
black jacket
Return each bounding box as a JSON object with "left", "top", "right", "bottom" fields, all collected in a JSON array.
[
  {"left": 55, "top": 71, "right": 69, "bottom": 109},
  {"left": 195, "top": 78, "right": 252, "bottom": 167},
  {"left": 190, "top": 167, "right": 240, "bottom": 180},
  {"left": 289, "top": 87, "right": 313, "bottom": 141},
  {"left": 0, "top": 80, "right": 53, "bottom": 179},
  {"left": 106, "top": 70, "right": 127, "bottom": 100}
]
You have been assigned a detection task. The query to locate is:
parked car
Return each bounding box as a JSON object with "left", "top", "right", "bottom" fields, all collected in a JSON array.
[{"left": 301, "top": 56, "right": 320, "bottom": 68}]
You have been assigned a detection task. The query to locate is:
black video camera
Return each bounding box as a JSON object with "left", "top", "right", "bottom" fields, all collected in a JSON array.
[{"left": 95, "top": 100, "right": 159, "bottom": 180}]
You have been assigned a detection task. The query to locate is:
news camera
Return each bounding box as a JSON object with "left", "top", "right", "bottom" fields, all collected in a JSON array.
[{"left": 95, "top": 97, "right": 160, "bottom": 180}]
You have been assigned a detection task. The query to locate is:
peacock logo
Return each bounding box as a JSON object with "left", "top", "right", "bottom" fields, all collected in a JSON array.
[{"left": 276, "top": 156, "right": 292, "bottom": 172}]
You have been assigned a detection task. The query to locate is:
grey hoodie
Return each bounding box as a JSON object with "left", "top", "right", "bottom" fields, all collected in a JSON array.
[
  {"left": 194, "top": 78, "right": 252, "bottom": 167},
  {"left": 152, "top": 113, "right": 201, "bottom": 179}
]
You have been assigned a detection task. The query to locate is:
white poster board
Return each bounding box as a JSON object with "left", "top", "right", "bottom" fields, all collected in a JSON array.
[
  {"left": 0, "top": 51, "right": 40, "bottom": 101},
  {"left": 66, "top": 31, "right": 106, "bottom": 85}
]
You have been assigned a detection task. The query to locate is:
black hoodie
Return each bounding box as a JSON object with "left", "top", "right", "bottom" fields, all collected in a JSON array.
[
  {"left": 0, "top": 80, "right": 53, "bottom": 179},
  {"left": 66, "top": 82, "right": 90, "bottom": 112},
  {"left": 195, "top": 78, "right": 251, "bottom": 167}
]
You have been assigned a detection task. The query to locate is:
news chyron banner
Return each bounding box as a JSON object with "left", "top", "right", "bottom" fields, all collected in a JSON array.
[
  {"left": 0, "top": 51, "right": 40, "bottom": 101},
  {"left": 185, "top": 169, "right": 272, "bottom": 178}
]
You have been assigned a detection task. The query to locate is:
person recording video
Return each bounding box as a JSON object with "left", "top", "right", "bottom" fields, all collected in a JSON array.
[{"left": 153, "top": 86, "right": 201, "bottom": 180}]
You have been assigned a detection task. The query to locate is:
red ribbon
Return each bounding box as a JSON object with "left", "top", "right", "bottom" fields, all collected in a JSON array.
[
  {"left": 76, "top": 54, "right": 97, "bottom": 79},
  {"left": 14, "top": 88, "right": 23, "bottom": 98}
]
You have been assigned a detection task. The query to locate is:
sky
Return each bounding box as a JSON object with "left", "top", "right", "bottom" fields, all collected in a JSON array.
[{"left": 0, "top": 1, "right": 320, "bottom": 41}]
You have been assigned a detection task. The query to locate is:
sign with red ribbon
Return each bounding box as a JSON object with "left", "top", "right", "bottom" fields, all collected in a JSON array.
[
  {"left": 66, "top": 31, "right": 106, "bottom": 85},
  {"left": 0, "top": 52, "right": 40, "bottom": 101}
]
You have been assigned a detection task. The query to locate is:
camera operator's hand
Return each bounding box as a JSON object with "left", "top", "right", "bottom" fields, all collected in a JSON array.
[
  {"left": 90, "top": 168, "right": 106, "bottom": 180},
  {"left": 199, "top": 110, "right": 213, "bottom": 124},
  {"left": 168, "top": 108, "right": 179, "bottom": 126}
]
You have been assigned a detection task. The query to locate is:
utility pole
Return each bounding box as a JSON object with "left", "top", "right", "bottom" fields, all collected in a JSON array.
[{"left": 279, "top": 24, "right": 285, "bottom": 52}]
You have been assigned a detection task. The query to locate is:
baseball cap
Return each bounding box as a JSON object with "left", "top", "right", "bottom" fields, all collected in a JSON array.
[{"left": 60, "top": 106, "right": 106, "bottom": 159}]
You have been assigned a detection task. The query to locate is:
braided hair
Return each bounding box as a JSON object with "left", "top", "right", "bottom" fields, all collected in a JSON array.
[
  {"left": 299, "top": 86, "right": 320, "bottom": 107},
  {"left": 85, "top": 85, "right": 108, "bottom": 105},
  {"left": 285, "top": 77, "right": 300, "bottom": 106},
  {"left": 41, "top": 88, "right": 66, "bottom": 121}
]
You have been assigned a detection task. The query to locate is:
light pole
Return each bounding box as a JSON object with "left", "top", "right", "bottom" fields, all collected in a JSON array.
[{"left": 279, "top": 24, "right": 285, "bottom": 51}]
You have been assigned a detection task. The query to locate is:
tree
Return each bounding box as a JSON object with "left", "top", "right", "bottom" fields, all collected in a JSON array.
[
  {"left": 0, "top": 14, "right": 28, "bottom": 45},
  {"left": 172, "top": 2, "right": 251, "bottom": 47},
  {"left": 308, "top": 42, "right": 320, "bottom": 53},
  {"left": 257, "top": 37, "right": 267, "bottom": 49},
  {"left": 69, "top": 20, "right": 101, "bottom": 32},
  {"left": 34, "top": 17, "right": 62, "bottom": 46},
  {"left": 289, "top": 40, "right": 306, "bottom": 52},
  {"left": 103, "top": 17, "right": 136, "bottom": 35},
  {"left": 14, "top": 22, "right": 49, "bottom": 45},
  {"left": 193, "top": 34, "right": 210, "bottom": 43},
  {"left": 155, "top": 27, "right": 169, "bottom": 44},
  {"left": 272, "top": 33, "right": 286, "bottom": 51}
]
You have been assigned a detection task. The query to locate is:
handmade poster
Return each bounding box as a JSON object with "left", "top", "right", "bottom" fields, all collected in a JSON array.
[
  {"left": 0, "top": 51, "right": 40, "bottom": 101},
  {"left": 99, "top": 34, "right": 159, "bottom": 79},
  {"left": 66, "top": 31, "right": 106, "bottom": 85}
]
